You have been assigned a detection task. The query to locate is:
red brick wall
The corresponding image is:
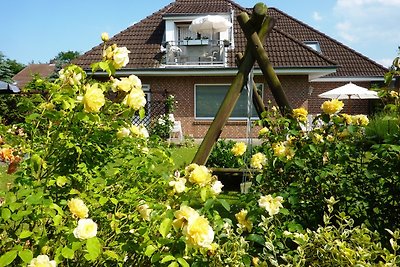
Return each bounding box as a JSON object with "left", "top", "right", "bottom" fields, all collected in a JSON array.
[{"left": 141, "top": 75, "right": 375, "bottom": 138}]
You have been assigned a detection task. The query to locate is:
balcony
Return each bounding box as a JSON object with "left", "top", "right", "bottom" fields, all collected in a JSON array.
[{"left": 163, "top": 40, "right": 228, "bottom": 67}]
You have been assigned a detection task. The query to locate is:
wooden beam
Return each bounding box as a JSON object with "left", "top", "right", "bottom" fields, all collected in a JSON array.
[{"left": 192, "top": 4, "right": 273, "bottom": 165}]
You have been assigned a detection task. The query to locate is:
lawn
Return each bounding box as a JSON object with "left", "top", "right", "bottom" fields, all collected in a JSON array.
[{"left": 169, "top": 145, "right": 198, "bottom": 169}]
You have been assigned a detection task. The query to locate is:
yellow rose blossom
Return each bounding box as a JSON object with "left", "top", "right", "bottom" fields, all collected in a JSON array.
[
  {"left": 235, "top": 209, "right": 253, "bottom": 232},
  {"left": 183, "top": 215, "right": 214, "bottom": 248},
  {"left": 123, "top": 88, "right": 147, "bottom": 110},
  {"left": 173, "top": 205, "right": 199, "bottom": 229},
  {"left": 326, "top": 134, "right": 335, "bottom": 142},
  {"left": 231, "top": 142, "right": 247, "bottom": 156},
  {"left": 258, "top": 127, "right": 270, "bottom": 137},
  {"left": 352, "top": 114, "right": 369, "bottom": 126},
  {"left": 312, "top": 133, "right": 324, "bottom": 144},
  {"left": 321, "top": 99, "right": 344, "bottom": 115},
  {"left": 112, "top": 46, "right": 130, "bottom": 69},
  {"left": 338, "top": 128, "right": 350, "bottom": 139},
  {"left": 273, "top": 142, "right": 286, "bottom": 158},
  {"left": 68, "top": 198, "right": 89, "bottom": 219},
  {"left": 390, "top": 90, "right": 399, "bottom": 98},
  {"left": 169, "top": 177, "right": 187, "bottom": 193},
  {"left": 117, "top": 127, "right": 130, "bottom": 139},
  {"left": 187, "top": 164, "right": 213, "bottom": 187},
  {"left": 258, "top": 195, "right": 284, "bottom": 217},
  {"left": 101, "top": 32, "right": 109, "bottom": 42},
  {"left": 341, "top": 113, "right": 353, "bottom": 124},
  {"left": 112, "top": 74, "right": 142, "bottom": 93},
  {"left": 73, "top": 218, "right": 98, "bottom": 240},
  {"left": 137, "top": 204, "right": 152, "bottom": 221},
  {"left": 129, "top": 125, "right": 149, "bottom": 138},
  {"left": 211, "top": 180, "right": 224, "bottom": 195},
  {"left": 28, "top": 255, "right": 56, "bottom": 267},
  {"left": 250, "top": 152, "right": 266, "bottom": 169},
  {"left": 293, "top": 107, "right": 308, "bottom": 122},
  {"left": 82, "top": 83, "right": 105, "bottom": 113},
  {"left": 185, "top": 163, "right": 198, "bottom": 176}
]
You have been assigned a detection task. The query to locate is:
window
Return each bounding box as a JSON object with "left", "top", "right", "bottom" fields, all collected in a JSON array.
[
  {"left": 195, "top": 84, "right": 263, "bottom": 119},
  {"left": 304, "top": 41, "right": 321, "bottom": 53}
]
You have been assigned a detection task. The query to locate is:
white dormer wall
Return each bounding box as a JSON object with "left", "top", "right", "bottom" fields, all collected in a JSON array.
[{"left": 164, "top": 14, "right": 232, "bottom": 44}]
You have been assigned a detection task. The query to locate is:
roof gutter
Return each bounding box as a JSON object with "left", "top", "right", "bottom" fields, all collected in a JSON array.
[{"left": 86, "top": 66, "right": 337, "bottom": 80}]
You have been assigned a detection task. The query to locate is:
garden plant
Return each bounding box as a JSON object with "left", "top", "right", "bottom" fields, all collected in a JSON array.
[{"left": 0, "top": 33, "right": 399, "bottom": 266}]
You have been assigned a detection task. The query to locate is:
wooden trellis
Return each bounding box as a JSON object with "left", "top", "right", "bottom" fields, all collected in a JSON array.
[{"left": 192, "top": 3, "right": 293, "bottom": 165}]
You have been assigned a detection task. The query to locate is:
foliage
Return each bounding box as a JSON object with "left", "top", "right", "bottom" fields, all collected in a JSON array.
[{"left": 1, "top": 38, "right": 400, "bottom": 266}]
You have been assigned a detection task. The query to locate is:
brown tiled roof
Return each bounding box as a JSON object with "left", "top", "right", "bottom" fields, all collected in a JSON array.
[
  {"left": 267, "top": 8, "right": 387, "bottom": 77},
  {"left": 12, "top": 64, "right": 56, "bottom": 88},
  {"left": 74, "top": 0, "right": 386, "bottom": 78}
]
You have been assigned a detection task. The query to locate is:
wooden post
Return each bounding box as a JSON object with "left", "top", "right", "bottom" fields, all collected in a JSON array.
[
  {"left": 238, "top": 12, "right": 292, "bottom": 115},
  {"left": 192, "top": 4, "right": 273, "bottom": 165}
]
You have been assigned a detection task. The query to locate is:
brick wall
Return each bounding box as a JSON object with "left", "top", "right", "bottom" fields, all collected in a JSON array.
[{"left": 141, "top": 75, "right": 375, "bottom": 138}]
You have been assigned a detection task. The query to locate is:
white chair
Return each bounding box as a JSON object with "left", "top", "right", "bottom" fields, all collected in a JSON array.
[{"left": 170, "top": 120, "right": 183, "bottom": 142}]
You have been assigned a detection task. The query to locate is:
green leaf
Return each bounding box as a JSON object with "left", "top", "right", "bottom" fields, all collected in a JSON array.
[
  {"left": 99, "top": 197, "right": 108, "bottom": 206},
  {"left": 110, "top": 198, "right": 118, "bottom": 205},
  {"left": 19, "top": 230, "right": 33, "bottom": 239},
  {"left": 53, "top": 215, "right": 62, "bottom": 226},
  {"left": 217, "top": 199, "right": 230, "bottom": 212},
  {"left": 104, "top": 250, "right": 119, "bottom": 260},
  {"left": 161, "top": 255, "right": 176, "bottom": 263},
  {"left": 0, "top": 250, "right": 17, "bottom": 267},
  {"left": 246, "top": 234, "right": 265, "bottom": 246},
  {"left": 86, "top": 237, "right": 101, "bottom": 260},
  {"left": 2, "top": 208, "right": 11, "bottom": 220},
  {"left": 177, "top": 257, "right": 190, "bottom": 267},
  {"left": 99, "top": 61, "right": 109, "bottom": 72},
  {"left": 168, "top": 262, "right": 179, "bottom": 267},
  {"left": 18, "top": 250, "right": 33, "bottom": 263},
  {"left": 159, "top": 218, "right": 172, "bottom": 238},
  {"left": 145, "top": 245, "right": 157, "bottom": 257},
  {"left": 61, "top": 247, "right": 75, "bottom": 259}
]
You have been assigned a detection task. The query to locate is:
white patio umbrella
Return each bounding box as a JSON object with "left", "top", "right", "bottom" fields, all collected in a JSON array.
[
  {"left": 318, "top": 82, "right": 379, "bottom": 113},
  {"left": 189, "top": 15, "right": 232, "bottom": 37}
]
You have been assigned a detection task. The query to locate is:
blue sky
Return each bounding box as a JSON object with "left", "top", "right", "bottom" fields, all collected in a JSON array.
[{"left": 1, "top": 0, "right": 399, "bottom": 67}]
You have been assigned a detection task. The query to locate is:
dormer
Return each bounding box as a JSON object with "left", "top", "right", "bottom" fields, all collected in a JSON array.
[{"left": 162, "top": 11, "right": 234, "bottom": 67}]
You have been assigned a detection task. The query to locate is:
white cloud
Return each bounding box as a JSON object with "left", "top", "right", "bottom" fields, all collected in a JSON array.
[
  {"left": 312, "top": 11, "right": 322, "bottom": 21},
  {"left": 333, "top": 0, "right": 400, "bottom": 61}
]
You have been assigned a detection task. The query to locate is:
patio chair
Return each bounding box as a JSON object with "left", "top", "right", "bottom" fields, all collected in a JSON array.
[{"left": 170, "top": 120, "right": 183, "bottom": 142}]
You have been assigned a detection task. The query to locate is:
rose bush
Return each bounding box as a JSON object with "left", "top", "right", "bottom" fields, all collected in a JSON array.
[{"left": 0, "top": 33, "right": 399, "bottom": 266}]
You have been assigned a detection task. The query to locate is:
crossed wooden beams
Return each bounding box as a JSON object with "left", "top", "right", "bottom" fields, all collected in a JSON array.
[{"left": 192, "top": 3, "right": 293, "bottom": 165}]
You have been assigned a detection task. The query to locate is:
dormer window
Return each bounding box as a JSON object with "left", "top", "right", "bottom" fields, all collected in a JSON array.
[{"left": 304, "top": 41, "right": 321, "bottom": 53}]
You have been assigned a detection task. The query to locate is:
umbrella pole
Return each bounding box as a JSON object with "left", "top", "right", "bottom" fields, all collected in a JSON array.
[{"left": 348, "top": 95, "right": 352, "bottom": 114}]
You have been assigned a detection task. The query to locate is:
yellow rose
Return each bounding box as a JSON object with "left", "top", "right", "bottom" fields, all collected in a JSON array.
[
  {"left": 187, "top": 165, "right": 213, "bottom": 187},
  {"left": 68, "top": 198, "right": 89, "bottom": 219},
  {"left": 352, "top": 114, "right": 369, "bottom": 126},
  {"left": 101, "top": 32, "right": 109, "bottom": 42},
  {"left": 390, "top": 90, "right": 399, "bottom": 98},
  {"left": 28, "top": 255, "right": 56, "bottom": 267},
  {"left": 123, "top": 88, "right": 146, "bottom": 110},
  {"left": 341, "top": 113, "right": 352, "bottom": 124},
  {"left": 321, "top": 99, "right": 344, "bottom": 115},
  {"left": 250, "top": 152, "right": 266, "bottom": 169},
  {"left": 231, "top": 142, "right": 247, "bottom": 156},
  {"left": 117, "top": 127, "right": 130, "bottom": 139},
  {"left": 83, "top": 84, "right": 105, "bottom": 113},
  {"left": 235, "top": 209, "right": 253, "bottom": 232},
  {"left": 173, "top": 205, "right": 199, "bottom": 229},
  {"left": 185, "top": 163, "right": 198, "bottom": 176},
  {"left": 312, "top": 133, "right": 324, "bottom": 144},
  {"left": 293, "top": 107, "right": 308, "bottom": 122},
  {"left": 273, "top": 142, "right": 287, "bottom": 158},
  {"left": 129, "top": 125, "right": 149, "bottom": 138},
  {"left": 258, "top": 127, "right": 270, "bottom": 137},
  {"left": 169, "top": 177, "right": 187, "bottom": 193},
  {"left": 137, "top": 204, "right": 152, "bottom": 221},
  {"left": 258, "top": 195, "right": 284, "bottom": 217},
  {"left": 211, "top": 180, "right": 224, "bottom": 195},
  {"left": 112, "top": 46, "right": 130, "bottom": 69},
  {"left": 183, "top": 215, "right": 214, "bottom": 248},
  {"left": 73, "top": 218, "right": 98, "bottom": 240}
]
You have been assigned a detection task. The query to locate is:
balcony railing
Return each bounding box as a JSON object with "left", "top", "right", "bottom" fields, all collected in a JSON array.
[{"left": 164, "top": 40, "right": 228, "bottom": 66}]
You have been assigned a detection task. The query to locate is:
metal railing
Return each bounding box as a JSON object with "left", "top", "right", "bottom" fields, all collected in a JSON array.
[{"left": 164, "top": 40, "right": 228, "bottom": 66}]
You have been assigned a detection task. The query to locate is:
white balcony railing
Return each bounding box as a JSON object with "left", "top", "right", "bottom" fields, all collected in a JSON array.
[{"left": 164, "top": 40, "right": 228, "bottom": 66}]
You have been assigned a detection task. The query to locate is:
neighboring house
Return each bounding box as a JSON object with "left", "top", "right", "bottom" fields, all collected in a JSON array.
[
  {"left": 74, "top": 0, "right": 387, "bottom": 139},
  {"left": 13, "top": 64, "right": 56, "bottom": 89}
]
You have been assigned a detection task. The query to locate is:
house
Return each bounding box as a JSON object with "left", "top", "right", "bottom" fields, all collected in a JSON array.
[
  {"left": 13, "top": 63, "right": 56, "bottom": 89},
  {"left": 74, "top": 0, "right": 387, "bottom": 139}
]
